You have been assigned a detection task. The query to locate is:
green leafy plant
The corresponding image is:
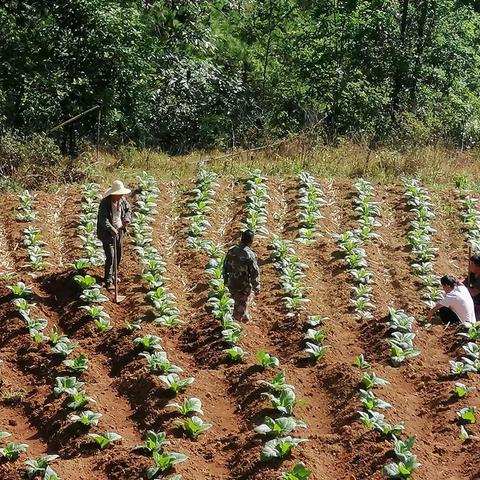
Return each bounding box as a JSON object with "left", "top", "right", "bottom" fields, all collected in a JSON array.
[
  {"left": 280, "top": 462, "right": 312, "bottom": 480},
  {"left": 94, "top": 318, "right": 112, "bottom": 332},
  {"left": 88, "top": 432, "right": 122, "bottom": 449},
  {"left": 457, "top": 407, "right": 476, "bottom": 424},
  {"left": 43, "top": 466, "right": 61, "bottom": 480},
  {"left": 257, "top": 371, "right": 294, "bottom": 393},
  {"left": 257, "top": 351, "right": 280, "bottom": 369},
  {"left": 0, "top": 442, "right": 28, "bottom": 460},
  {"left": 175, "top": 416, "right": 212, "bottom": 438},
  {"left": 304, "top": 342, "right": 329, "bottom": 361},
  {"left": 70, "top": 410, "right": 102, "bottom": 427},
  {"left": 167, "top": 397, "right": 203, "bottom": 416},
  {"left": 80, "top": 288, "right": 108, "bottom": 303},
  {"left": 62, "top": 353, "right": 88, "bottom": 374},
  {"left": 361, "top": 372, "right": 389, "bottom": 390},
  {"left": 53, "top": 376, "right": 84, "bottom": 397},
  {"left": 223, "top": 346, "right": 246, "bottom": 363},
  {"left": 254, "top": 416, "right": 306, "bottom": 437},
  {"left": 260, "top": 436, "right": 307, "bottom": 461},
  {"left": 158, "top": 374, "right": 194, "bottom": 394},
  {"left": 74, "top": 274, "right": 98, "bottom": 290},
  {"left": 66, "top": 391, "right": 95, "bottom": 410},
  {"left": 7, "top": 281, "right": 32, "bottom": 297},
  {"left": 263, "top": 388, "right": 298, "bottom": 415},
  {"left": 134, "top": 334, "right": 163, "bottom": 351},
  {"left": 140, "top": 352, "right": 183, "bottom": 375},
  {"left": 147, "top": 451, "right": 188, "bottom": 480},
  {"left": 134, "top": 431, "right": 169, "bottom": 454},
  {"left": 354, "top": 354, "right": 370, "bottom": 369},
  {"left": 25, "top": 454, "right": 59, "bottom": 479},
  {"left": 125, "top": 319, "right": 143, "bottom": 333},
  {"left": 453, "top": 382, "right": 475, "bottom": 399}
]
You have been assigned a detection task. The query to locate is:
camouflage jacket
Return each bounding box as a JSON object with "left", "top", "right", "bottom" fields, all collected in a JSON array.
[
  {"left": 223, "top": 243, "right": 260, "bottom": 293},
  {"left": 96, "top": 196, "right": 131, "bottom": 243}
]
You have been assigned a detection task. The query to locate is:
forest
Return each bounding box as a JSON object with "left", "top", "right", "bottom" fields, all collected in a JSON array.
[{"left": 1, "top": 0, "right": 480, "bottom": 154}]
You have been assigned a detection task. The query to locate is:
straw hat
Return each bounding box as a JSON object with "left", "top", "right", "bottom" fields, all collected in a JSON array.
[{"left": 104, "top": 180, "right": 131, "bottom": 197}]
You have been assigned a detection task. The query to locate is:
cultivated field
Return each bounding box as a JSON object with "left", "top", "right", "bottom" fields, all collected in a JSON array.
[{"left": 0, "top": 170, "right": 479, "bottom": 480}]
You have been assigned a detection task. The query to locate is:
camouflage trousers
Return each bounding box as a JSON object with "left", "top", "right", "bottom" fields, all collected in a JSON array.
[{"left": 231, "top": 289, "right": 252, "bottom": 321}]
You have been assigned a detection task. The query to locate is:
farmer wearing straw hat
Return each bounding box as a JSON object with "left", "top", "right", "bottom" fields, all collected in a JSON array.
[{"left": 97, "top": 180, "right": 131, "bottom": 290}]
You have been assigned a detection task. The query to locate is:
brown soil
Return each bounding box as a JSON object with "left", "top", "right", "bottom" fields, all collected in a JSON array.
[{"left": 0, "top": 177, "right": 479, "bottom": 480}]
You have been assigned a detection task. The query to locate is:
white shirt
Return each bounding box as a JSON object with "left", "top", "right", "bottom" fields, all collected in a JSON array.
[{"left": 439, "top": 284, "right": 476, "bottom": 327}]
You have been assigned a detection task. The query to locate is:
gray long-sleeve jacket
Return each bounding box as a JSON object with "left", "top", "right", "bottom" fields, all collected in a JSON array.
[{"left": 96, "top": 196, "right": 131, "bottom": 243}]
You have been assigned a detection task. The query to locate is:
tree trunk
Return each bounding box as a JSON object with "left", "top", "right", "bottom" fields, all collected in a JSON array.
[
  {"left": 390, "top": 0, "right": 410, "bottom": 122},
  {"left": 409, "top": 0, "right": 432, "bottom": 107}
]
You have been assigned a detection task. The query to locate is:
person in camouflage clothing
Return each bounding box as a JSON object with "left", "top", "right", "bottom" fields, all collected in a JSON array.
[{"left": 223, "top": 229, "right": 260, "bottom": 321}]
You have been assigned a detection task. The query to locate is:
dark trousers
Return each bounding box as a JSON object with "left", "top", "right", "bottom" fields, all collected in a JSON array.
[
  {"left": 438, "top": 307, "right": 460, "bottom": 324},
  {"left": 103, "top": 231, "right": 123, "bottom": 283}
]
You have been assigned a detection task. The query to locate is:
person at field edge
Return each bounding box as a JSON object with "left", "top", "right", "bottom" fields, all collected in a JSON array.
[
  {"left": 96, "top": 180, "right": 131, "bottom": 291},
  {"left": 465, "top": 254, "right": 480, "bottom": 299},
  {"left": 427, "top": 275, "right": 476, "bottom": 328},
  {"left": 223, "top": 229, "right": 260, "bottom": 322}
]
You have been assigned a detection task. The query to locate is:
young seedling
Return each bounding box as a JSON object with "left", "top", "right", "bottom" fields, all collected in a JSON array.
[
  {"left": 146, "top": 451, "right": 188, "bottom": 480},
  {"left": 167, "top": 397, "right": 203, "bottom": 416},
  {"left": 43, "top": 466, "right": 61, "bottom": 480},
  {"left": 175, "top": 416, "right": 212, "bottom": 438},
  {"left": 25, "top": 454, "right": 59, "bottom": 479},
  {"left": 94, "top": 318, "right": 112, "bottom": 332},
  {"left": 7, "top": 282, "right": 33, "bottom": 298},
  {"left": 262, "top": 388, "right": 298, "bottom": 415},
  {"left": 134, "top": 431, "right": 169, "bottom": 454},
  {"left": 304, "top": 343, "right": 329, "bottom": 361},
  {"left": 354, "top": 354, "right": 370, "bottom": 369},
  {"left": 62, "top": 353, "right": 89, "bottom": 374},
  {"left": 70, "top": 410, "right": 102, "bottom": 427},
  {"left": 0, "top": 442, "right": 28, "bottom": 460},
  {"left": 260, "top": 436, "right": 308, "bottom": 461},
  {"left": 140, "top": 352, "right": 183, "bottom": 375},
  {"left": 257, "top": 351, "right": 280, "bottom": 369},
  {"left": 361, "top": 372, "right": 389, "bottom": 390},
  {"left": 66, "top": 391, "right": 96, "bottom": 410},
  {"left": 88, "top": 432, "right": 122, "bottom": 449},
  {"left": 158, "top": 374, "right": 194, "bottom": 394},
  {"left": 134, "top": 335, "right": 163, "bottom": 351},
  {"left": 254, "top": 416, "right": 307, "bottom": 437},
  {"left": 457, "top": 407, "right": 476, "bottom": 424},
  {"left": 280, "top": 462, "right": 312, "bottom": 480},
  {"left": 125, "top": 319, "right": 143, "bottom": 334},
  {"left": 453, "top": 382, "right": 475, "bottom": 399},
  {"left": 257, "top": 371, "right": 295, "bottom": 393},
  {"left": 223, "top": 346, "right": 246, "bottom": 363}
]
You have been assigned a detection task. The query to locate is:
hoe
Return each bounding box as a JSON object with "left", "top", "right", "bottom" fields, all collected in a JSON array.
[{"left": 113, "top": 239, "right": 126, "bottom": 304}]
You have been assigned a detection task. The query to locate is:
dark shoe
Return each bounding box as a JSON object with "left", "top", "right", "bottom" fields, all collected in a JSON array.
[{"left": 105, "top": 281, "right": 113, "bottom": 292}]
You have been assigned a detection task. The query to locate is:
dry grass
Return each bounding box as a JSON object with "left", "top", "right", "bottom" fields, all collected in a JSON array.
[{"left": 82, "top": 142, "right": 480, "bottom": 191}]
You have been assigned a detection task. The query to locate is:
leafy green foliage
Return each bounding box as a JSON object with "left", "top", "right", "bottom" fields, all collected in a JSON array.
[
  {"left": 280, "top": 463, "right": 312, "bottom": 480},
  {"left": 147, "top": 451, "right": 187, "bottom": 480},
  {"left": 134, "top": 431, "right": 169, "bottom": 454},
  {"left": 70, "top": 410, "right": 102, "bottom": 427},
  {"left": 254, "top": 416, "right": 306, "bottom": 437},
  {"left": 0, "top": 442, "right": 28, "bottom": 460},
  {"left": 167, "top": 398, "right": 203, "bottom": 416},
  {"left": 257, "top": 351, "right": 280, "bottom": 369},
  {"left": 25, "top": 454, "right": 59, "bottom": 479},
  {"left": 175, "top": 416, "right": 212, "bottom": 438},
  {"left": 88, "top": 432, "right": 122, "bottom": 449},
  {"left": 260, "top": 436, "right": 307, "bottom": 461}
]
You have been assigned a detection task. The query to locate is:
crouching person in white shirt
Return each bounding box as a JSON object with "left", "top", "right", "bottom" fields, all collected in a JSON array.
[{"left": 427, "top": 275, "right": 476, "bottom": 328}]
